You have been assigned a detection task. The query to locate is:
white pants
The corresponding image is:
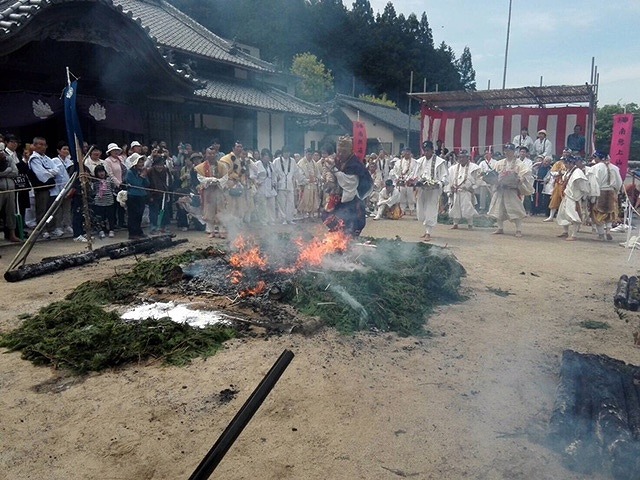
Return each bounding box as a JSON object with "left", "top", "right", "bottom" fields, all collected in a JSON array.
[
  {"left": 398, "top": 186, "right": 415, "bottom": 211},
  {"left": 277, "top": 190, "right": 295, "bottom": 222},
  {"left": 416, "top": 188, "right": 441, "bottom": 234}
]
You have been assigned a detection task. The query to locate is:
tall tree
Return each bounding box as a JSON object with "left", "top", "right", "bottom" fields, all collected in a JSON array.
[
  {"left": 290, "top": 53, "right": 335, "bottom": 103},
  {"left": 456, "top": 47, "right": 476, "bottom": 91}
]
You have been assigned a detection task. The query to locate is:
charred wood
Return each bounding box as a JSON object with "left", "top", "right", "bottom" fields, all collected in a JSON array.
[
  {"left": 550, "top": 350, "right": 640, "bottom": 479},
  {"left": 4, "top": 251, "right": 97, "bottom": 282},
  {"left": 614, "top": 275, "right": 629, "bottom": 309},
  {"left": 627, "top": 276, "right": 640, "bottom": 312}
]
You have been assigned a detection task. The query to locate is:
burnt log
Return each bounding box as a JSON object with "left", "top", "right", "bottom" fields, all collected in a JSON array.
[
  {"left": 627, "top": 276, "right": 640, "bottom": 311},
  {"left": 108, "top": 238, "right": 188, "bottom": 259},
  {"left": 549, "top": 350, "right": 640, "bottom": 479},
  {"left": 4, "top": 251, "right": 97, "bottom": 282},
  {"left": 614, "top": 275, "right": 629, "bottom": 309}
]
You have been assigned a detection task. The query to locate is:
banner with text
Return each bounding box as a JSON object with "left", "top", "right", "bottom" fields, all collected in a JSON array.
[
  {"left": 609, "top": 114, "right": 634, "bottom": 179},
  {"left": 353, "top": 121, "right": 367, "bottom": 161}
]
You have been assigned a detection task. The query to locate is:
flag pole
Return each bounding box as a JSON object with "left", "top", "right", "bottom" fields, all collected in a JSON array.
[{"left": 66, "top": 66, "right": 94, "bottom": 250}]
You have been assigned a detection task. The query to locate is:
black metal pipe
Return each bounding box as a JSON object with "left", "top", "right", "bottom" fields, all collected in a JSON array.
[{"left": 188, "top": 349, "right": 295, "bottom": 480}]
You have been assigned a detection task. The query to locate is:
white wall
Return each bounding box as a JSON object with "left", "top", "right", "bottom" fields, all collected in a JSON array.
[
  {"left": 341, "top": 107, "right": 395, "bottom": 150},
  {"left": 257, "top": 111, "right": 285, "bottom": 152}
]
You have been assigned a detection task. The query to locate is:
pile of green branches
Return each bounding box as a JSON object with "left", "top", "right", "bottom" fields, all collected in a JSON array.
[
  {"left": 0, "top": 247, "right": 233, "bottom": 373},
  {"left": 68, "top": 247, "right": 222, "bottom": 305},
  {"left": 0, "top": 301, "right": 235, "bottom": 373},
  {"left": 288, "top": 239, "right": 465, "bottom": 335}
]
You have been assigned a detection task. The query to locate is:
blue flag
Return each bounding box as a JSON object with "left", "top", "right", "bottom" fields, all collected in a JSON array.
[{"left": 63, "top": 80, "right": 84, "bottom": 168}]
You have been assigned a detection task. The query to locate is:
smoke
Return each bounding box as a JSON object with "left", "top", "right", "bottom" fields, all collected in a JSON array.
[{"left": 328, "top": 284, "right": 369, "bottom": 330}]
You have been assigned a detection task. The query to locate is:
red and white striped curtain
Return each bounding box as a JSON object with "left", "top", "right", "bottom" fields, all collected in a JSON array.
[{"left": 421, "top": 105, "right": 589, "bottom": 157}]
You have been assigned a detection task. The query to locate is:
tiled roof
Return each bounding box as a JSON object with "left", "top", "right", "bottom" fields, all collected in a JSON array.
[
  {"left": 335, "top": 94, "right": 420, "bottom": 132},
  {"left": 0, "top": 0, "right": 275, "bottom": 73},
  {"left": 195, "top": 78, "right": 322, "bottom": 116}
]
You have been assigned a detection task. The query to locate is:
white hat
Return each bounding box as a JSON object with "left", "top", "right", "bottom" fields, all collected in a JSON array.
[
  {"left": 106, "top": 142, "right": 122, "bottom": 154},
  {"left": 130, "top": 141, "right": 141, "bottom": 148},
  {"left": 537, "top": 129, "right": 547, "bottom": 136},
  {"left": 126, "top": 152, "right": 144, "bottom": 169}
]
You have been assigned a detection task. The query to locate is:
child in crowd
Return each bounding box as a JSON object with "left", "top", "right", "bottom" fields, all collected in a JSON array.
[{"left": 91, "top": 165, "right": 116, "bottom": 238}]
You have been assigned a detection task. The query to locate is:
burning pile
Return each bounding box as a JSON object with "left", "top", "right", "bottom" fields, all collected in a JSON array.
[
  {"left": 0, "top": 233, "right": 466, "bottom": 372},
  {"left": 213, "top": 230, "right": 465, "bottom": 334}
]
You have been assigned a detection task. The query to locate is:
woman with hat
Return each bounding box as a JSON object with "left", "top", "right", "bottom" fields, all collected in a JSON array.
[
  {"left": 532, "top": 129, "right": 553, "bottom": 158},
  {"left": 104, "top": 142, "right": 127, "bottom": 229}
]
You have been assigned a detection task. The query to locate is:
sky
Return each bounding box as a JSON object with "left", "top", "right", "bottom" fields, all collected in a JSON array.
[{"left": 367, "top": 0, "right": 639, "bottom": 106}]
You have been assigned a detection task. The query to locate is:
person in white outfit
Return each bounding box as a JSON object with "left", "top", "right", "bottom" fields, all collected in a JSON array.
[
  {"left": 374, "top": 179, "right": 402, "bottom": 220},
  {"left": 447, "top": 150, "right": 480, "bottom": 229},
  {"left": 410, "top": 140, "right": 448, "bottom": 241},
  {"left": 532, "top": 129, "right": 553, "bottom": 158},
  {"left": 513, "top": 127, "right": 534, "bottom": 152},
  {"left": 273, "top": 146, "right": 300, "bottom": 224},
  {"left": 556, "top": 156, "right": 591, "bottom": 241},
  {"left": 391, "top": 147, "right": 416, "bottom": 215}
]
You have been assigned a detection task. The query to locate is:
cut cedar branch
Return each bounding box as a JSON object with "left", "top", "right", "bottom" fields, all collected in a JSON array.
[
  {"left": 549, "top": 350, "right": 640, "bottom": 479},
  {"left": 4, "top": 235, "right": 187, "bottom": 282}
]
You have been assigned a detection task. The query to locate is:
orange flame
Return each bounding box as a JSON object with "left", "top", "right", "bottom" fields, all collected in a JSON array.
[
  {"left": 228, "top": 235, "right": 268, "bottom": 270},
  {"left": 229, "top": 270, "right": 243, "bottom": 284},
  {"left": 240, "top": 280, "right": 267, "bottom": 297},
  {"left": 277, "top": 230, "right": 350, "bottom": 273}
]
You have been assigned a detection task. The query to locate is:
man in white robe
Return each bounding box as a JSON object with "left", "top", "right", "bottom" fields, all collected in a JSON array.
[
  {"left": 410, "top": 140, "right": 448, "bottom": 241},
  {"left": 590, "top": 151, "right": 623, "bottom": 240},
  {"left": 447, "top": 150, "right": 480, "bottom": 229},
  {"left": 273, "top": 146, "right": 301, "bottom": 224},
  {"left": 513, "top": 127, "right": 534, "bottom": 152},
  {"left": 390, "top": 147, "right": 416, "bottom": 215},
  {"left": 556, "top": 157, "right": 591, "bottom": 241},
  {"left": 488, "top": 143, "right": 534, "bottom": 237}
]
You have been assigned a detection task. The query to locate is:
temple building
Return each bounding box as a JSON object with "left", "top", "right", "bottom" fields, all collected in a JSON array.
[{"left": 0, "top": 0, "right": 321, "bottom": 152}]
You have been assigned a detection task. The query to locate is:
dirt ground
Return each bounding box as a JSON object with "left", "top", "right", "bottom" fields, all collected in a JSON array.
[{"left": 1, "top": 216, "right": 639, "bottom": 480}]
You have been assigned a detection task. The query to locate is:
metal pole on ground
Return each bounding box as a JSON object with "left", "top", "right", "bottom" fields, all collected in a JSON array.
[{"left": 188, "top": 349, "right": 295, "bottom": 480}]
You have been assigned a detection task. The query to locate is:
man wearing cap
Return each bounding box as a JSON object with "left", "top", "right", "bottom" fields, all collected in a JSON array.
[
  {"left": 532, "top": 129, "right": 553, "bottom": 158},
  {"left": 410, "top": 140, "right": 448, "bottom": 241},
  {"left": 447, "top": 150, "right": 480, "bottom": 230},
  {"left": 513, "top": 127, "right": 534, "bottom": 152},
  {"left": 488, "top": 143, "right": 534, "bottom": 237},
  {"left": 391, "top": 147, "right": 417, "bottom": 215},
  {"left": 327, "top": 135, "right": 372, "bottom": 236},
  {"left": 297, "top": 147, "right": 320, "bottom": 219},
  {"left": 591, "top": 151, "right": 623, "bottom": 240},
  {"left": 556, "top": 156, "right": 590, "bottom": 241},
  {"left": 219, "top": 141, "right": 252, "bottom": 224},
  {"left": 374, "top": 179, "right": 402, "bottom": 220}
]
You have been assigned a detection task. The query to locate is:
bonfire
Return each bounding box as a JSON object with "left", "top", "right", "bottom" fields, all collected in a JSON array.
[{"left": 1, "top": 229, "right": 465, "bottom": 373}]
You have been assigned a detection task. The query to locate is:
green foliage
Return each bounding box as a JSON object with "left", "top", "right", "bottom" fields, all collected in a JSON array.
[
  {"left": 68, "top": 248, "right": 218, "bottom": 305},
  {"left": 291, "top": 53, "right": 334, "bottom": 103},
  {"left": 167, "top": 0, "right": 470, "bottom": 107},
  {"left": 0, "top": 301, "right": 235, "bottom": 373},
  {"left": 287, "top": 239, "right": 464, "bottom": 335},
  {"left": 595, "top": 103, "right": 640, "bottom": 161},
  {"left": 358, "top": 93, "right": 397, "bottom": 108}
]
